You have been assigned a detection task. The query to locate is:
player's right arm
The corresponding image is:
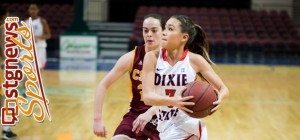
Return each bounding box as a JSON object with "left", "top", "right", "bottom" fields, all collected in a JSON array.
[
  {"left": 93, "top": 50, "right": 134, "bottom": 137},
  {"left": 40, "top": 18, "right": 51, "bottom": 40}
]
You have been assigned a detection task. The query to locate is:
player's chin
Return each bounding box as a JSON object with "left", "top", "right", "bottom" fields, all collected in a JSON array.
[
  {"left": 146, "top": 43, "right": 158, "bottom": 49},
  {"left": 146, "top": 42, "right": 153, "bottom": 46},
  {"left": 161, "top": 42, "right": 167, "bottom": 48}
]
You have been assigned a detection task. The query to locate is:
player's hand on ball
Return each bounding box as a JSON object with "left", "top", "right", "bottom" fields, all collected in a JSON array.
[
  {"left": 172, "top": 95, "right": 195, "bottom": 114},
  {"left": 93, "top": 119, "right": 107, "bottom": 137},
  {"left": 132, "top": 112, "right": 152, "bottom": 133},
  {"left": 212, "top": 90, "right": 223, "bottom": 112},
  {"left": 173, "top": 87, "right": 195, "bottom": 113}
]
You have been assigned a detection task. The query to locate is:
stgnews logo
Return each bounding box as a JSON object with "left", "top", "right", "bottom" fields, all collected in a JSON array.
[{"left": 1, "top": 17, "right": 51, "bottom": 125}]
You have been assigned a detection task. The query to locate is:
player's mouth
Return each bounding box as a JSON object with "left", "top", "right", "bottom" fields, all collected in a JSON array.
[{"left": 146, "top": 40, "right": 153, "bottom": 43}]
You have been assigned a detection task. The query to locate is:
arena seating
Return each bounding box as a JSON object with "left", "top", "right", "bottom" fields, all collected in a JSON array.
[
  {"left": 2, "top": 3, "right": 74, "bottom": 59},
  {"left": 3, "top": 3, "right": 74, "bottom": 39},
  {"left": 130, "top": 6, "right": 300, "bottom": 64}
]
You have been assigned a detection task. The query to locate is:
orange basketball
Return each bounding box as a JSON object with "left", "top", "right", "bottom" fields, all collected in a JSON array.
[{"left": 182, "top": 81, "right": 218, "bottom": 118}]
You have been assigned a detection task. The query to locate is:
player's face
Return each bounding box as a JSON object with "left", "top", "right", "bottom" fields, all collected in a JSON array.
[
  {"left": 162, "top": 18, "right": 187, "bottom": 50},
  {"left": 28, "top": 4, "right": 39, "bottom": 17},
  {"left": 143, "top": 17, "right": 163, "bottom": 49}
]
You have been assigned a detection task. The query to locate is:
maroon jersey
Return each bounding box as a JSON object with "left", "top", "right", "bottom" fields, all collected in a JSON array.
[
  {"left": 113, "top": 45, "right": 159, "bottom": 139},
  {"left": 129, "top": 45, "right": 151, "bottom": 113}
]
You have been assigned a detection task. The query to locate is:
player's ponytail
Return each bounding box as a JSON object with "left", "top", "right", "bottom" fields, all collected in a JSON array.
[
  {"left": 188, "top": 25, "right": 214, "bottom": 81},
  {"left": 188, "top": 24, "right": 213, "bottom": 65}
]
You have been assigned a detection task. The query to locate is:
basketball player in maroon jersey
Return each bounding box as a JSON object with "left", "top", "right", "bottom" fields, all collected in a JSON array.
[
  {"left": 93, "top": 14, "right": 165, "bottom": 139},
  {"left": 133, "top": 15, "right": 229, "bottom": 139}
]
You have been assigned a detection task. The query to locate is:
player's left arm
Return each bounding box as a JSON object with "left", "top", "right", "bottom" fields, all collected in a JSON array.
[
  {"left": 39, "top": 18, "right": 51, "bottom": 40},
  {"left": 190, "top": 53, "right": 229, "bottom": 112}
]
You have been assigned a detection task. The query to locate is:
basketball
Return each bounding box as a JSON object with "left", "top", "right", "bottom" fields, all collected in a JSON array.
[{"left": 182, "top": 81, "right": 218, "bottom": 118}]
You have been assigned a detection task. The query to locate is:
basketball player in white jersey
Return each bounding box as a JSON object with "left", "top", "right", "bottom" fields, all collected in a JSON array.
[
  {"left": 18, "top": 3, "right": 51, "bottom": 98},
  {"left": 25, "top": 3, "right": 51, "bottom": 69},
  {"left": 132, "top": 15, "right": 229, "bottom": 140}
]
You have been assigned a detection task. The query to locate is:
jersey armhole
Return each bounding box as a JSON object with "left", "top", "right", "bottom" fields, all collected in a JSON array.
[{"left": 128, "top": 46, "right": 137, "bottom": 73}]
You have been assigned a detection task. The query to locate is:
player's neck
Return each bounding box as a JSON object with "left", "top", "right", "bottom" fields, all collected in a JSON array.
[
  {"left": 165, "top": 48, "right": 184, "bottom": 65},
  {"left": 145, "top": 45, "right": 159, "bottom": 52},
  {"left": 30, "top": 16, "right": 38, "bottom": 20}
]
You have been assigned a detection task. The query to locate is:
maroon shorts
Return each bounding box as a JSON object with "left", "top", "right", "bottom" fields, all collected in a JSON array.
[{"left": 114, "top": 111, "right": 159, "bottom": 140}]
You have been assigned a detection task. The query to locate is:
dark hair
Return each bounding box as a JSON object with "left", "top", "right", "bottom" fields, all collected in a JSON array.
[
  {"left": 144, "top": 13, "right": 166, "bottom": 30},
  {"left": 29, "top": 2, "right": 40, "bottom": 9},
  {"left": 171, "top": 15, "right": 213, "bottom": 65}
]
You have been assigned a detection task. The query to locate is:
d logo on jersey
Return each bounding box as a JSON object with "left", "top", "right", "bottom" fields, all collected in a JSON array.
[{"left": 155, "top": 73, "right": 188, "bottom": 86}]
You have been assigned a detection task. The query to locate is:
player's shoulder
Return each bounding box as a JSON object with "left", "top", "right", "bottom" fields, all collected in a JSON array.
[
  {"left": 189, "top": 51, "right": 205, "bottom": 60},
  {"left": 24, "top": 18, "right": 29, "bottom": 22},
  {"left": 133, "top": 45, "right": 146, "bottom": 56},
  {"left": 146, "top": 49, "right": 160, "bottom": 60},
  {"left": 39, "top": 17, "right": 48, "bottom": 24},
  {"left": 188, "top": 51, "right": 207, "bottom": 66},
  {"left": 115, "top": 50, "right": 135, "bottom": 70},
  {"left": 122, "top": 50, "right": 135, "bottom": 59}
]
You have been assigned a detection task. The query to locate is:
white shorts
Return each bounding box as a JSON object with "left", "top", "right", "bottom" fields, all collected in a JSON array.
[
  {"left": 19, "top": 47, "right": 47, "bottom": 69},
  {"left": 159, "top": 121, "right": 207, "bottom": 140},
  {"left": 36, "top": 47, "right": 47, "bottom": 69}
]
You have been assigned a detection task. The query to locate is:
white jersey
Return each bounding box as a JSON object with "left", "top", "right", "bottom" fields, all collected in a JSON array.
[
  {"left": 155, "top": 48, "right": 205, "bottom": 138},
  {"left": 21, "top": 17, "right": 48, "bottom": 68},
  {"left": 25, "top": 17, "right": 47, "bottom": 48}
]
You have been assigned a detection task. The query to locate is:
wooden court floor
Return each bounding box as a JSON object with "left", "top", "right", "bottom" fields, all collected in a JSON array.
[{"left": 7, "top": 64, "right": 300, "bottom": 140}]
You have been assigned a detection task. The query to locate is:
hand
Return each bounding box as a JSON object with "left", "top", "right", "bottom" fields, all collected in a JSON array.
[
  {"left": 35, "top": 36, "right": 42, "bottom": 41},
  {"left": 172, "top": 95, "right": 195, "bottom": 114},
  {"left": 132, "top": 112, "right": 153, "bottom": 134},
  {"left": 211, "top": 90, "right": 225, "bottom": 112},
  {"left": 172, "top": 87, "right": 195, "bottom": 113},
  {"left": 93, "top": 119, "right": 107, "bottom": 137}
]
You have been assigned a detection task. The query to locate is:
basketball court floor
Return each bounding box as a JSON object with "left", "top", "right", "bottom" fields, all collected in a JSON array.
[{"left": 9, "top": 64, "right": 300, "bottom": 140}]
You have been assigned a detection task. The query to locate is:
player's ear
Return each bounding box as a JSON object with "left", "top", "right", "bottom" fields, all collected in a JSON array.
[{"left": 181, "top": 33, "right": 189, "bottom": 43}]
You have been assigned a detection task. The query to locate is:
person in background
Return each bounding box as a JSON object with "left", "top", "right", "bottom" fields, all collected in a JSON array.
[{"left": 24, "top": 3, "right": 51, "bottom": 69}]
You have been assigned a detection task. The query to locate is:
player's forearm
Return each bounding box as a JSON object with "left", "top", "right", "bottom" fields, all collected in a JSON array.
[
  {"left": 218, "top": 85, "right": 229, "bottom": 99},
  {"left": 145, "top": 106, "right": 157, "bottom": 116},
  {"left": 143, "top": 93, "right": 175, "bottom": 106},
  {"left": 39, "top": 34, "right": 51, "bottom": 40},
  {"left": 94, "top": 85, "right": 107, "bottom": 120}
]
